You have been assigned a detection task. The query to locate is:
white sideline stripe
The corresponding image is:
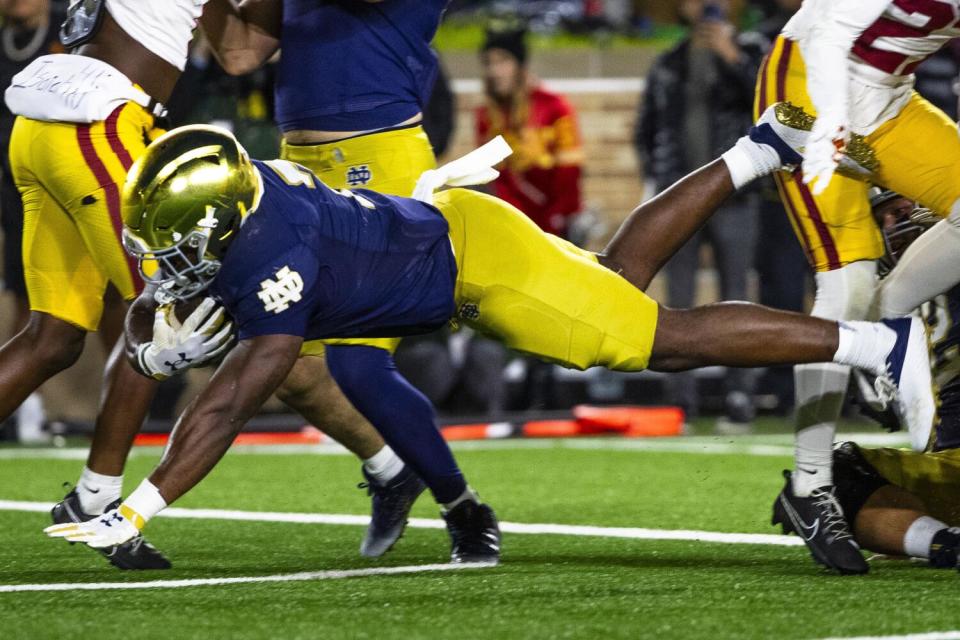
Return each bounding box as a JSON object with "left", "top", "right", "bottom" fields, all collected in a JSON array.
[
  {"left": 816, "top": 633, "right": 960, "bottom": 640},
  {"left": 0, "top": 562, "right": 491, "bottom": 593},
  {"left": 0, "top": 432, "right": 911, "bottom": 460},
  {"left": 0, "top": 500, "right": 803, "bottom": 548}
]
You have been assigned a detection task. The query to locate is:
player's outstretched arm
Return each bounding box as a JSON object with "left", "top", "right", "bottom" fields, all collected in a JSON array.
[
  {"left": 201, "top": 0, "right": 282, "bottom": 76},
  {"left": 150, "top": 334, "right": 302, "bottom": 501},
  {"left": 45, "top": 334, "right": 303, "bottom": 547}
]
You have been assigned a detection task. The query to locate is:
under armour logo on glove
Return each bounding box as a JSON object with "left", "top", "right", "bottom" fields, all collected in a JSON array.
[
  {"left": 258, "top": 266, "right": 304, "bottom": 314},
  {"left": 163, "top": 352, "right": 194, "bottom": 371},
  {"left": 100, "top": 513, "right": 123, "bottom": 527}
]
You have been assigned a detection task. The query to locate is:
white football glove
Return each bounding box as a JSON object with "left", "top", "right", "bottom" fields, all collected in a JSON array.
[
  {"left": 136, "top": 297, "right": 234, "bottom": 380},
  {"left": 44, "top": 506, "right": 141, "bottom": 548},
  {"left": 802, "top": 113, "right": 849, "bottom": 196}
]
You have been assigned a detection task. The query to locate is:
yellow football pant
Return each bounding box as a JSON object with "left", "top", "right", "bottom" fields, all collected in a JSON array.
[
  {"left": 281, "top": 125, "right": 436, "bottom": 356},
  {"left": 755, "top": 36, "right": 960, "bottom": 272},
  {"left": 861, "top": 446, "right": 960, "bottom": 526},
  {"left": 435, "top": 189, "right": 659, "bottom": 371},
  {"left": 8, "top": 102, "right": 162, "bottom": 331}
]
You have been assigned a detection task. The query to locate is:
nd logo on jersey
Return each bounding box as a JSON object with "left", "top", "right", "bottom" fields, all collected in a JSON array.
[
  {"left": 258, "top": 266, "right": 304, "bottom": 314},
  {"left": 346, "top": 165, "right": 373, "bottom": 186}
]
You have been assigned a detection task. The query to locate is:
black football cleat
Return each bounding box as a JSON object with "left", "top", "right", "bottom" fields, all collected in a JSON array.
[
  {"left": 772, "top": 471, "right": 868, "bottom": 575},
  {"left": 51, "top": 488, "right": 171, "bottom": 570},
  {"left": 358, "top": 465, "right": 427, "bottom": 558},
  {"left": 443, "top": 500, "right": 501, "bottom": 565}
]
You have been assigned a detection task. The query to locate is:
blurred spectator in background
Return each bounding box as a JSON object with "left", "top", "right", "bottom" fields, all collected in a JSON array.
[
  {"left": 423, "top": 60, "right": 457, "bottom": 159},
  {"left": 476, "top": 21, "right": 584, "bottom": 238},
  {"left": 914, "top": 43, "right": 960, "bottom": 121},
  {"left": 749, "top": 0, "right": 809, "bottom": 415},
  {"left": 0, "top": 0, "right": 65, "bottom": 441},
  {"left": 634, "top": 0, "right": 765, "bottom": 430},
  {"left": 752, "top": 0, "right": 800, "bottom": 40},
  {"left": 476, "top": 20, "right": 585, "bottom": 410}
]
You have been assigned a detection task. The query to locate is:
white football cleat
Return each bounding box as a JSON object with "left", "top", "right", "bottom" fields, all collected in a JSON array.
[{"left": 876, "top": 316, "right": 937, "bottom": 450}]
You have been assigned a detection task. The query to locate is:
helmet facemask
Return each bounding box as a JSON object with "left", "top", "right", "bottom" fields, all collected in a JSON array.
[
  {"left": 121, "top": 124, "right": 259, "bottom": 302},
  {"left": 123, "top": 217, "right": 222, "bottom": 302}
]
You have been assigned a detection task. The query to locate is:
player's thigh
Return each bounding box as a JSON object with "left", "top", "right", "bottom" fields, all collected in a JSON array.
[
  {"left": 868, "top": 93, "right": 960, "bottom": 217},
  {"left": 281, "top": 125, "right": 436, "bottom": 196},
  {"left": 772, "top": 170, "right": 880, "bottom": 272},
  {"left": 17, "top": 179, "right": 107, "bottom": 331},
  {"left": 754, "top": 36, "right": 813, "bottom": 121},
  {"left": 437, "top": 189, "right": 658, "bottom": 371},
  {"left": 70, "top": 104, "right": 154, "bottom": 301},
  {"left": 859, "top": 446, "right": 960, "bottom": 526}
]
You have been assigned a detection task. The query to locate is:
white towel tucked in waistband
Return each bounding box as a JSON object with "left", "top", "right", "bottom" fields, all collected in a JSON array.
[
  {"left": 5, "top": 54, "right": 158, "bottom": 124},
  {"left": 413, "top": 136, "right": 513, "bottom": 205}
]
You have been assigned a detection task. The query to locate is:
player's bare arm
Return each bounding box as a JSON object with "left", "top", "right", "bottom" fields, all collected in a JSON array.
[
  {"left": 150, "top": 334, "right": 302, "bottom": 503},
  {"left": 201, "top": 0, "right": 282, "bottom": 76}
]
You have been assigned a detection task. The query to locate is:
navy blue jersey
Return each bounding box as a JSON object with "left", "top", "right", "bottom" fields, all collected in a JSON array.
[
  {"left": 209, "top": 159, "right": 457, "bottom": 341},
  {"left": 275, "top": 0, "right": 448, "bottom": 132}
]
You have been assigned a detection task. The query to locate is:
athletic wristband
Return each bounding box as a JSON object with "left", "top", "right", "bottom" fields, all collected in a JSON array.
[{"left": 122, "top": 479, "right": 168, "bottom": 529}]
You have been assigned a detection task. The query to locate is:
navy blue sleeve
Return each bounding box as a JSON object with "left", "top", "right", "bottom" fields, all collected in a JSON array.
[{"left": 227, "top": 244, "right": 321, "bottom": 340}]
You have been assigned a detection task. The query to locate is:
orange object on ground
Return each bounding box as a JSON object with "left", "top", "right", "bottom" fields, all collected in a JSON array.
[
  {"left": 521, "top": 420, "right": 581, "bottom": 438},
  {"left": 573, "top": 405, "right": 685, "bottom": 437}
]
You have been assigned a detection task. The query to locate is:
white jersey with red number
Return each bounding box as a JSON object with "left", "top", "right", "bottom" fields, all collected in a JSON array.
[{"left": 783, "top": 0, "right": 960, "bottom": 134}]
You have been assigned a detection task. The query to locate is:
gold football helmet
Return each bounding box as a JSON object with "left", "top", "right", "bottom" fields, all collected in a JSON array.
[{"left": 122, "top": 125, "right": 259, "bottom": 300}]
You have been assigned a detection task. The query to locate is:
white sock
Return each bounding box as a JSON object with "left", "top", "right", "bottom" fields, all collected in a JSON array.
[
  {"left": 832, "top": 320, "right": 897, "bottom": 376},
  {"left": 123, "top": 479, "right": 168, "bottom": 527},
  {"left": 792, "top": 423, "right": 836, "bottom": 495},
  {"left": 904, "top": 516, "right": 949, "bottom": 559},
  {"left": 442, "top": 487, "right": 480, "bottom": 513},
  {"left": 76, "top": 466, "right": 124, "bottom": 515},
  {"left": 362, "top": 446, "right": 405, "bottom": 485},
  {"left": 721, "top": 136, "right": 782, "bottom": 189}
]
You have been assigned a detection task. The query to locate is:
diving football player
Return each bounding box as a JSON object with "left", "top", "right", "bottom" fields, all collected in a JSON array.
[
  {"left": 45, "top": 112, "right": 935, "bottom": 563},
  {"left": 5, "top": 0, "right": 479, "bottom": 568},
  {"left": 201, "top": 0, "right": 499, "bottom": 560}
]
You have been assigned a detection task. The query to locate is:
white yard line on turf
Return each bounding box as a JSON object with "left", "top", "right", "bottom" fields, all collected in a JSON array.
[
  {"left": 0, "top": 499, "right": 804, "bottom": 548},
  {"left": 0, "top": 432, "right": 911, "bottom": 460},
  {"left": 0, "top": 562, "right": 492, "bottom": 593},
  {"left": 815, "top": 633, "right": 960, "bottom": 640}
]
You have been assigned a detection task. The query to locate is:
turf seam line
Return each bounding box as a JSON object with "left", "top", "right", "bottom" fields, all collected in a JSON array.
[
  {"left": 814, "top": 633, "right": 960, "bottom": 640},
  {"left": 0, "top": 500, "right": 804, "bottom": 547},
  {"left": 0, "top": 563, "right": 493, "bottom": 593}
]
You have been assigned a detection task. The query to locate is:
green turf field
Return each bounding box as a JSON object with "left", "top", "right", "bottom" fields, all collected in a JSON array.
[{"left": 2, "top": 426, "right": 958, "bottom": 640}]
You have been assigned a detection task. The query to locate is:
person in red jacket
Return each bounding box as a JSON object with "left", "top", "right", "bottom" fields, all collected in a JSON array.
[{"left": 476, "top": 23, "right": 583, "bottom": 238}]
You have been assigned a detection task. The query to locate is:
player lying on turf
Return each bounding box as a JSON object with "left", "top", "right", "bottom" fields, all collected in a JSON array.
[
  {"left": 5, "top": 0, "right": 493, "bottom": 569},
  {"left": 775, "top": 190, "right": 960, "bottom": 569},
  {"left": 43, "top": 109, "right": 936, "bottom": 558}
]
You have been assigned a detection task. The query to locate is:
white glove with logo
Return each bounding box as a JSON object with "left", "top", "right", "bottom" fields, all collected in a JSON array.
[
  {"left": 136, "top": 297, "right": 234, "bottom": 380},
  {"left": 802, "top": 113, "right": 849, "bottom": 196},
  {"left": 44, "top": 506, "right": 141, "bottom": 548}
]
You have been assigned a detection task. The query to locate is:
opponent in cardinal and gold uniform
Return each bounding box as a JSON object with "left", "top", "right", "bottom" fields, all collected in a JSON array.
[
  {"left": 758, "top": 1, "right": 960, "bottom": 543},
  {"left": 756, "top": 0, "right": 960, "bottom": 271}
]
